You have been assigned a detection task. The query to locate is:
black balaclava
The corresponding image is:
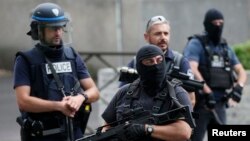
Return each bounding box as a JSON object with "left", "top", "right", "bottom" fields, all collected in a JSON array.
[
  {"left": 136, "top": 45, "right": 167, "bottom": 92},
  {"left": 203, "top": 8, "right": 224, "bottom": 45}
]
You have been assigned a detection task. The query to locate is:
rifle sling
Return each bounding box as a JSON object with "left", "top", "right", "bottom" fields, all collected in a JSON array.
[{"left": 37, "top": 49, "right": 75, "bottom": 141}]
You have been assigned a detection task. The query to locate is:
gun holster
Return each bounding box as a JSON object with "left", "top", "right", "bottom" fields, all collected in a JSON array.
[
  {"left": 75, "top": 103, "right": 92, "bottom": 134},
  {"left": 16, "top": 116, "right": 32, "bottom": 141},
  {"left": 17, "top": 116, "right": 45, "bottom": 138}
]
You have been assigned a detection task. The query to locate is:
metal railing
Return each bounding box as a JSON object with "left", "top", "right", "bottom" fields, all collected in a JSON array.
[
  {"left": 79, "top": 51, "right": 136, "bottom": 134},
  {"left": 79, "top": 51, "right": 136, "bottom": 90}
]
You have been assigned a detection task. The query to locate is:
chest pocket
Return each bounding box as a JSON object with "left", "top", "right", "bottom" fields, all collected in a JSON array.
[{"left": 206, "top": 49, "right": 233, "bottom": 89}]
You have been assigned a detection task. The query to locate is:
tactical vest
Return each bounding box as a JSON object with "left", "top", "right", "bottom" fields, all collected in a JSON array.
[
  {"left": 16, "top": 45, "right": 81, "bottom": 120},
  {"left": 188, "top": 34, "right": 234, "bottom": 89},
  {"left": 116, "top": 78, "right": 196, "bottom": 135},
  {"left": 121, "top": 78, "right": 183, "bottom": 120},
  {"left": 16, "top": 45, "right": 92, "bottom": 136}
]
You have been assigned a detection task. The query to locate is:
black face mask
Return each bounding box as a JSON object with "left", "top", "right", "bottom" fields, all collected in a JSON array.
[
  {"left": 137, "top": 61, "right": 167, "bottom": 89},
  {"left": 203, "top": 8, "right": 224, "bottom": 45},
  {"left": 136, "top": 45, "right": 167, "bottom": 91},
  {"left": 205, "top": 22, "right": 223, "bottom": 45}
]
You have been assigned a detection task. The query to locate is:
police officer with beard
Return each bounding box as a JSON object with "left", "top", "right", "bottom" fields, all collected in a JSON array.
[
  {"left": 183, "top": 8, "right": 247, "bottom": 141},
  {"left": 119, "top": 15, "right": 196, "bottom": 107},
  {"left": 102, "top": 45, "right": 193, "bottom": 141},
  {"left": 13, "top": 3, "right": 99, "bottom": 141}
]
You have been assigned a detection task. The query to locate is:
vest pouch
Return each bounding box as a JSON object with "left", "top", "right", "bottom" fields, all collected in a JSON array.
[
  {"left": 48, "top": 79, "right": 63, "bottom": 101},
  {"left": 74, "top": 103, "right": 92, "bottom": 134},
  {"left": 208, "top": 67, "right": 233, "bottom": 89}
]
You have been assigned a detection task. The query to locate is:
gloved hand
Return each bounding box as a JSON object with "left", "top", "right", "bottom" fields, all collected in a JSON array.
[
  {"left": 231, "top": 84, "right": 243, "bottom": 103},
  {"left": 124, "top": 123, "right": 146, "bottom": 141},
  {"left": 205, "top": 93, "right": 216, "bottom": 109}
]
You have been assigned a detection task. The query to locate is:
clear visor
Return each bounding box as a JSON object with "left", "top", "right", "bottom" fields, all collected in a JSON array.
[{"left": 37, "top": 13, "right": 73, "bottom": 46}]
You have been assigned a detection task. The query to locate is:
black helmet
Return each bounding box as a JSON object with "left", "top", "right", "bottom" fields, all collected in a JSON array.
[{"left": 27, "top": 3, "right": 69, "bottom": 40}]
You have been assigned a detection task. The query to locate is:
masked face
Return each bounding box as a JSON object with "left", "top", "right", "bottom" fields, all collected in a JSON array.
[
  {"left": 136, "top": 45, "right": 167, "bottom": 89},
  {"left": 203, "top": 8, "right": 224, "bottom": 45},
  {"left": 205, "top": 19, "right": 224, "bottom": 44}
]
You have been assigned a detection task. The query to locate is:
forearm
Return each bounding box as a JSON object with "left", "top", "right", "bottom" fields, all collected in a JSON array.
[
  {"left": 151, "top": 120, "right": 192, "bottom": 141},
  {"left": 188, "top": 91, "right": 196, "bottom": 108},
  {"left": 79, "top": 78, "right": 100, "bottom": 103},
  {"left": 15, "top": 86, "right": 61, "bottom": 113},
  {"left": 83, "top": 87, "right": 100, "bottom": 103},
  {"left": 101, "top": 121, "right": 111, "bottom": 132},
  {"left": 236, "top": 69, "right": 247, "bottom": 87},
  {"left": 17, "top": 94, "right": 62, "bottom": 113},
  {"left": 191, "top": 63, "right": 212, "bottom": 93}
]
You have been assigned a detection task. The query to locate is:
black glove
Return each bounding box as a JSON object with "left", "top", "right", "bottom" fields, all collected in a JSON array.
[
  {"left": 231, "top": 84, "right": 243, "bottom": 103},
  {"left": 205, "top": 93, "right": 216, "bottom": 109},
  {"left": 124, "top": 123, "right": 146, "bottom": 141}
]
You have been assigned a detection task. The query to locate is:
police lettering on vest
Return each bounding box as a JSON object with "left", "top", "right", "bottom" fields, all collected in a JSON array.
[
  {"left": 15, "top": 45, "right": 91, "bottom": 136},
  {"left": 45, "top": 61, "right": 72, "bottom": 74}
]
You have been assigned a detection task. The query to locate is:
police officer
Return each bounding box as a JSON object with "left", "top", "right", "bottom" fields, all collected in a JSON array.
[
  {"left": 183, "top": 8, "right": 247, "bottom": 141},
  {"left": 13, "top": 3, "right": 99, "bottom": 141},
  {"left": 119, "top": 15, "right": 196, "bottom": 107},
  {"left": 102, "top": 45, "right": 194, "bottom": 141}
]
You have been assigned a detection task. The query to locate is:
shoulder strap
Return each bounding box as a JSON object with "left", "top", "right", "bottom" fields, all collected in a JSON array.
[
  {"left": 188, "top": 34, "right": 228, "bottom": 56},
  {"left": 188, "top": 34, "right": 213, "bottom": 65},
  {"left": 167, "top": 78, "right": 183, "bottom": 108},
  {"left": 151, "top": 78, "right": 184, "bottom": 113},
  {"left": 64, "top": 46, "right": 77, "bottom": 59},
  {"left": 152, "top": 85, "right": 169, "bottom": 114},
  {"left": 16, "top": 47, "right": 45, "bottom": 65},
  {"left": 15, "top": 47, "right": 43, "bottom": 65},
  {"left": 172, "top": 50, "right": 183, "bottom": 68},
  {"left": 123, "top": 79, "right": 140, "bottom": 109},
  {"left": 15, "top": 51, "right": 31, "bottom": 65},
  {"left": 132, "top": 56, "right": 136, "bottom": 68},
  {"left": 188, "top": 34, "right": 208, "bottom": 47}
]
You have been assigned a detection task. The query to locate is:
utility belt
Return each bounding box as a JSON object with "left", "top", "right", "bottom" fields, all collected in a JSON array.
[{"left": 16, "top": 115, "right": 68, "bottom": 137}]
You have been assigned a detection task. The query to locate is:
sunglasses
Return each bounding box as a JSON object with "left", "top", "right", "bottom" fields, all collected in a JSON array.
[{"left": 146, "top": 16, "right": 168, "bottom": 31}]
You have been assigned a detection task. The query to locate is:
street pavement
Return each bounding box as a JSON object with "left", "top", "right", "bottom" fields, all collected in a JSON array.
[{"left": 0, "top": 73, "right": 20, "bottom": 141}]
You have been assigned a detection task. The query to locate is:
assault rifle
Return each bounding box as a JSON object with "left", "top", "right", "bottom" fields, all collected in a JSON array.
[
  {"left": 168, "top": 67, "right": 204, "bottom": 92},
  {"left": 76, "top": 105, "right": 195, "bottom": 141},
  {"left": 119, "top": 66, "right": 204, "bottom": 92}
]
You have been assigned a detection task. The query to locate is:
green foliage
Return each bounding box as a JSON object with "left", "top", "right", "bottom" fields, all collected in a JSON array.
[{"left": 233, "top": 41, "right": 250, "bottom": 70}]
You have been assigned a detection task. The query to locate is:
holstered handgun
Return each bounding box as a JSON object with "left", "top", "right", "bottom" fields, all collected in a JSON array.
[{"left": 16, "top": 116, "right": 31, "bottom": 141}]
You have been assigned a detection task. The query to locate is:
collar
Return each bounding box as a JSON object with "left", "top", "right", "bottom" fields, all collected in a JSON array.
[{"left": 164, "top": 48, "right": 175, "bottom": 61}]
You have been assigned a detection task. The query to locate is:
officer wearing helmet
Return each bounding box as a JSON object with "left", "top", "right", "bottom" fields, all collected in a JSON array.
[
  {"left": 27, "top": 2, "right": 70, "bottom": 44},
  {"left": 13, "top": 3, "right": 100, "bottom": 141}
]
